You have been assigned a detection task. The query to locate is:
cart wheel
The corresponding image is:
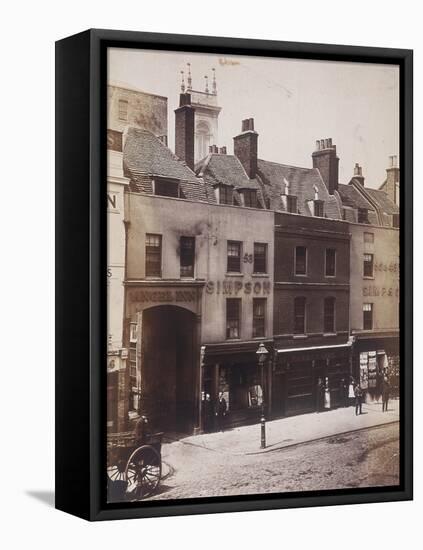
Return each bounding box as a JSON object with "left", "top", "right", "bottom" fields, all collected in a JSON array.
[
  {"left": 125, "top": 445, "right": 161, "bottom": 500},
  {"left": 107, "top": 458, "right": 127, "bottom": 482}
]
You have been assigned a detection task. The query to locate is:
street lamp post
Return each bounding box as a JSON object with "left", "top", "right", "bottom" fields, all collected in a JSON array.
[{"left": 256, "top": 342, "right": 269, "bottom": 449}]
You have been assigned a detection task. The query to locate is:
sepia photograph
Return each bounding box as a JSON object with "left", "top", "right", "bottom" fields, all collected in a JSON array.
[{"left": 106, "top": 47, "right": 400, "bottom": 504}]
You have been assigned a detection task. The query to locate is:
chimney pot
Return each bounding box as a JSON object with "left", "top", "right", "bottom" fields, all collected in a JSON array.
[
  {"left": 241, "top": 119, "right": 249, "bottom": 132},
  {"left": 316, "top": 140, "right": 321, "bottom": 151},
  {"left": 248, "top": 118, "right": 255, "bottom": 131},
  {"left": 320, "top": 139, "right": 325, "bottom": 149},
  {"left": 219, "top": 146, "right": 227, "bottom": 154}
]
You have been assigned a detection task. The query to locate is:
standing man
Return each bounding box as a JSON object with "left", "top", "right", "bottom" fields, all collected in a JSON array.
[
  {"left": 316, "top": 377, "right": 324, "bottom": 412},
  {"left": 382, "top": 376, "right": 390, "bottom": 412},
  {"left": 354, "top": 382, "right": 363, "bottom": 416},
  {"left": 215, "top": 391, "right": 227, "bottom": 432}
]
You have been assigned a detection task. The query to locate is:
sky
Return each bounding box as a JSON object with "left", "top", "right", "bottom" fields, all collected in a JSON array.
[{"left": 108, "top": 48, "right": 399, "bottom": 188}]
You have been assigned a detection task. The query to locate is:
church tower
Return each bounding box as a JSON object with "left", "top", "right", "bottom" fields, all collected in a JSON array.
[{"left": 180, "top": 64, "right": 222, "bottom": 163}]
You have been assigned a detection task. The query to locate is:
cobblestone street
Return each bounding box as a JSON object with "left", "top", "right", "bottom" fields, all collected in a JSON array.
[{"left": 148, "top": 422, "right": 399, "bottom": 500}]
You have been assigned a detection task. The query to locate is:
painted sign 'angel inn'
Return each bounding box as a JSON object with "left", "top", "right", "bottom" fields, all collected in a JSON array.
[{"left": 107, "top": 75, "right": 399, "bottom": 435}]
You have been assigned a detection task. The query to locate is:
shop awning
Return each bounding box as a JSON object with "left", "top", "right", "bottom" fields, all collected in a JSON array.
[{"left": 276, "top": 342, "right": 352, "bottom": 354}]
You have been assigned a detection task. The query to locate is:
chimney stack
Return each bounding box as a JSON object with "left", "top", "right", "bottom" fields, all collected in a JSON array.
[
  {"left": 174, "top": 93, "right": 195, "bottom": 170},
  {"left": 353, "top": 162, "right": 365, "bottom": 185},
  {"left": 312, "top": 138, "right": 339, "bottom": 195},
  {"left": 385, "top": 155, "right": 400, "bottom": 205},
  {"left": 219, "top": 146, "right": 227, "bottom": 155},
  {"left": 234, "top": 118, "right": 258, "bottom": 179}
]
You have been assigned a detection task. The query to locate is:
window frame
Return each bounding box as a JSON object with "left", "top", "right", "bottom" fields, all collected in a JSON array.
[
  {"left": 118, "top": 98, "right": 129, "bottom": 121},
  {"left": 286, "top": 194, "right": 298, "bottom": 214},
  {"left": 325, "top": 248, "right": 336, "bottom": 278},
  {"left": 363, "top": 303, "right": 373, "bottom": 330},
  {"left": 227, "top": 240, "right": 242, "bottom": 273},
  {"left": 323, "top": 296, "right": 336, "bottom": 334},
  {"left": 314, "top": 199, "right": 324, "bottom": 217},
  {"left": 180, "top": 236, "right": 195, "bottom": 278},
  {"left": 145, "top": 233, "right": 162, "bottom": 278},
  {"left": 294, "top": 246, "right": 308, "bottom": 276},
  {"left": 219, "top": 185, "right": 234, "bottom": 205},
  {"left": 226, "top": 298, "right": 241, "bottom": 340},
  {"left": 243, "top": 189, "right": 258, "bottom": 208},
  {"left": 154, "top": 177, "right": 181, "bottom": 198},
  {"left": 363, "top": 253, "right": 374, "bottom": 278},
  {"left": 293, "top": 296, "right": 306, "bottom": 335},
  {"left": 253, "top": 242, "right": 268, "bottom": 274},
  {"left": 252, "top": 298, "right": 266, "bottom": 338}
]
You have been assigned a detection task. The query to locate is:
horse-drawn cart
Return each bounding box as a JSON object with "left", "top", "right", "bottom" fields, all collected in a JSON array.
[{"left": 107, "top": 431, "right": 163, "bottom": 502}]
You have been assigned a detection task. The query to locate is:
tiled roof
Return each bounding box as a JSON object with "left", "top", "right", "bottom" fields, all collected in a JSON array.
[
  {"left": 364, "top": 188, "right": 399, "bottom": 216},
  {"left": 196, "top": 154, "right": 261, "bottom": 190},
  {"left": 123, "top": 127, "right": 214, "bottom": 203},
  {"left": 257, "top": 159, "right": 342, "bottom": 219},
  {"left": 337, "top": 183, "right": 374, "bottom": 210}
]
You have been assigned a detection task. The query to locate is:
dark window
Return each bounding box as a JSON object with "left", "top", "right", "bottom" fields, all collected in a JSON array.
[
  {"left": 254, "top": 243, "right": 267, "bottom": 273},
  {"left": 227, "top": 241, "right": 241, "bottom": 272},
  {"left": 294, "top": 297, "right": 306, "bottom": 334},
  {"left": 295, "top": 246, "right": 307, "bottom": 275},
  {"left": 253, "top": 298, "right": 266, "bottom": 338},
  {"left": 180, "top": 236, "right": 195, "bottom": 278},
  {"left": 118, "top": 99, "right": 128, "bottom": 121},
  {"left": 314, "top": 200, "right": 324, "bottom": 217},
  {"left": 155, "top": 178, "right": 180, "bottom": 198},
  {"left": 358, "top": 208, "right": 369, "bottom": 224},
  {"left": 363, "top": 253, "right": 374, "bottom": 277},
  {"left": 325, "top": 248, "right": 336, "bottom": 277},
  {"left": 226, "top": 298, "right": 241, "bottom": 339},
  {"left": 324, "top": 297, "right": 336, "bottom": 333},
  {"left": 145, "top": 234, "right": 162, "bottom": 277},
  {"left": 363, "top": 303, "right": 373, "bottom": 330},
  {"left": 219, "top": 185, "right": 233, "bottom": 205},
  {"left": 243, "top": 189, "right": 258, "bottom": 208},
  {"left": 287, "top": 195, "right": 298, "bottom": 213}
]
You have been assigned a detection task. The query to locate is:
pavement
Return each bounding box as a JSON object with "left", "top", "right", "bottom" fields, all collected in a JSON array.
[{"left": 163, "top": 399, "right": 400, "bottom": 456}]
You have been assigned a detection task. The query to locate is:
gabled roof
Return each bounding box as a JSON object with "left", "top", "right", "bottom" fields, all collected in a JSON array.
[
  {"left": 123, "top": 127, "right": 215, "bottom": 203},
  {"left": 364, "top": 188, "right": 399, "bottom": 216},
  {"left": 337, "top": 183, "right": 373, "bottom": 210},
  {"left": 196, "top": 154, "right": 261, "bottom": 190},
  {"left": 257, "top": 159, "right": 342, "bottom": 219}
]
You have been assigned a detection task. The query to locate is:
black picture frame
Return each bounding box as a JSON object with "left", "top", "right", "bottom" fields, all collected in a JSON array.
[{"left": 55, "top": 28, "right": 413, "bottom": 521}]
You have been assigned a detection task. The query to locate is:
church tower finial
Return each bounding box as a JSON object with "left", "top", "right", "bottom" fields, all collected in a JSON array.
[
  {"left": 212, "top": 68, "right": 217, "bottom": 95},
  {"left": 180, "top": 70, "right": 185, "bottom": 93},
  {"left": 187, "top": 63, "right": 192, "bottom": 91},
  {"left": 204, "top": 75, "right": 209, "bottom": 94}
]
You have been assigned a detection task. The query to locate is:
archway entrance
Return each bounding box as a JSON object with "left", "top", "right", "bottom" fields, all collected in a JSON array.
[{"left": 141, "top": 305, "right": 197, "bottom": 434}]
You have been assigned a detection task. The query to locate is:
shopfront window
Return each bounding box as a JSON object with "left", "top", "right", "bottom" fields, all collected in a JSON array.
[
  {"left": 253, "top": 298, "right": 266, "bottom": 338},
  {"left": 226, "top": 298, "right": 241, "bottom": 339},
  {"left": 227, "top": 240, "right": 241, "bottom": 272}
]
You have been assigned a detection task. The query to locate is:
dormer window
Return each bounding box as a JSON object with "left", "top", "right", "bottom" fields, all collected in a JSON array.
[
  {"left": 358, "top": 208, "right": 369, "bottom": 224},
  {"left": 243, "top": 189, "right": 258, "bottom": 208},
  {"left": 314, "top": 200, "right": 324, "bottom": 217},
  {"left": 154, "top": 177, "right": 180, "bottom": 198},
  {"left": 217, "top": 185, "right": 233, "bottom": 205},
  {"left": 287, "top": 195, "right": 298, "bottom": 213}
]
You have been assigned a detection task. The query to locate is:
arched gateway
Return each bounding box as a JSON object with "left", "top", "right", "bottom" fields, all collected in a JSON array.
[{"left": 125, "top": 283, "right": 203, "bottom": 434}]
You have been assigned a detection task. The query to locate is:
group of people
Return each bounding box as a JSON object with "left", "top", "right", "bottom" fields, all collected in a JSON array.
[
  {"left": 316, "top": 374, "right": 391, "bottom": 416},
  {"left": 202, "top": 391, "right": 228, "bottom": 433}
]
